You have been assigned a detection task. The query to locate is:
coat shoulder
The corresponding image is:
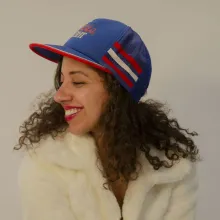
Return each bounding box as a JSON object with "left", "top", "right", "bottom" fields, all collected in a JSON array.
[{"left": 18, "top": 151, "right": 65, "bottom": 189}]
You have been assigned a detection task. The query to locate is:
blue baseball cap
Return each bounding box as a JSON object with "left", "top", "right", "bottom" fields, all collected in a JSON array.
[{"left": 29, "top": 18, "right": 152, "bottom": 102}]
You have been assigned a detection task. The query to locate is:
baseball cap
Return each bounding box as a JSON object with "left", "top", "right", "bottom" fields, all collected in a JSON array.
[{"left": 29, "top": 18, "right": 152, "bottom": 102}]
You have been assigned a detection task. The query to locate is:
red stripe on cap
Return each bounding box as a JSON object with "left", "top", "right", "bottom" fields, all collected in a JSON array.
[
  {"left": 113, "top": 42, "right": 142, "bottom": 74},
  {"left": 102, "top": 56, "right": 133, "bottom": 88},
  {"left": 29, "top": 43, "right": 111, "bottom": 74}
]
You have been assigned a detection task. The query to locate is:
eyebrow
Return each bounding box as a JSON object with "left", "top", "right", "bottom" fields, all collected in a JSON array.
[{"left": 61, "top": 71, "right": 88, "bottom": 77}]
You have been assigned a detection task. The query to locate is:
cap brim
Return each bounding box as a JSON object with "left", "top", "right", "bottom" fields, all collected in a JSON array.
[{"left": 29, "top": 43, "right": 111, "bottom": 73}]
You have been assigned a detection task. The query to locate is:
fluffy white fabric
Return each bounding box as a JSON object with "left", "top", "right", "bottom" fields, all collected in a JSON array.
[{"left": 18, "top": 132, "right": 198, "bottom": 220}]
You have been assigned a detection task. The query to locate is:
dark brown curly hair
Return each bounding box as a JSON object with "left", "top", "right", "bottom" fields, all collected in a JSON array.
[{"left": 15, "top": 59, "right": 199, "bottom": 187}]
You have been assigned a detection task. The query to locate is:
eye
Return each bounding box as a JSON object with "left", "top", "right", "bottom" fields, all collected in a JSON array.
[
  {"left": 72, "top": 82, "right": 85, "bottom": 86},
  {"left": 73, "top": 82, "right": 84, "bottom": 84}
]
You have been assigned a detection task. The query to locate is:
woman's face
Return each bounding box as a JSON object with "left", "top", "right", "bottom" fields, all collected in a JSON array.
[{"left": 54, "top": 57, "right": 109, "bottom": 135}]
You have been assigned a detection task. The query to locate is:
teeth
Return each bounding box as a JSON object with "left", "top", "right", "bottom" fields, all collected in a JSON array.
[{"left": 65, "top": 108, "right": 80, "bottom": 116}]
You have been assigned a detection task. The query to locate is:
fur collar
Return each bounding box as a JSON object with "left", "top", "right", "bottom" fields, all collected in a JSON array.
[{"left": 30, "top": 131, "right": 193, "bottom": 185}]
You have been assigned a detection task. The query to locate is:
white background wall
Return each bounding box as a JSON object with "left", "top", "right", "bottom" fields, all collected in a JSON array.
[{"left": 0, "top": 0, "right": 219, "bottom": 219}]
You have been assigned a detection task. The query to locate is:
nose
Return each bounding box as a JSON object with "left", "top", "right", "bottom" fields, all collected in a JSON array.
[{"left": 54, "top": 83, "right": 73, "bottom": 104}]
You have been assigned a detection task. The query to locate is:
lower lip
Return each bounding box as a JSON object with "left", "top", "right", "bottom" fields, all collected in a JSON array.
[
  {"left": 64, "top": 110, "right": 82, "bottom": 122},
  {"left": 65, "top": 114, "right": 77, "bottom": 122}
]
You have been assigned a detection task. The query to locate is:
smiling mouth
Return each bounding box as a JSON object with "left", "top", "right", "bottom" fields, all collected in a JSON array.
[{"left": 64, "top": 108, "right": 82, "bottom": 121}]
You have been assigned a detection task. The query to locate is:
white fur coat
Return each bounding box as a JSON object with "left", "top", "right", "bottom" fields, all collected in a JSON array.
[{"left": 18, "top": 132, "right": 198, "bottom": 220}]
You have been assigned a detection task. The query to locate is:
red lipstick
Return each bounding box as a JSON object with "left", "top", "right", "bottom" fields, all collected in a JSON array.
[
  {"left": 63, "top": 105, "right": 83, "bottom": 110},
  {"left": 63, "top": 105, "right": 83, "bottom": 122}
]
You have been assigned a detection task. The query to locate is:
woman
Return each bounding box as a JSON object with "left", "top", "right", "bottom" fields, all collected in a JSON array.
[{"left": 16, "top": 18, "right": 199, "bottom": 220}]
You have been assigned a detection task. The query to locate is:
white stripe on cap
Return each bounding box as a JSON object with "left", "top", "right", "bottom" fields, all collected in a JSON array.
[
  {"left": 44, "top": 45, "right": 105, "bottom": 68},
  {"left": 107, "top": 48, "right": 138, "bottom": 82}
]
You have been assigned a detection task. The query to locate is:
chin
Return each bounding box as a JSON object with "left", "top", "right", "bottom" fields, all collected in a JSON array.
[{"left": 67, "top": 126, "right": 90, "bottom": 136}]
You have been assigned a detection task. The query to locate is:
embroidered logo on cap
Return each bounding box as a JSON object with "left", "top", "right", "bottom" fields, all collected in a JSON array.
[{"left": 72, "top": 24, "right": 96, "bottom": 39}]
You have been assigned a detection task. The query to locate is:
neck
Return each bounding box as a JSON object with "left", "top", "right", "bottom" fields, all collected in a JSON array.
[{"left": 90, "top": 130, "right": 109, "bottom": 170}]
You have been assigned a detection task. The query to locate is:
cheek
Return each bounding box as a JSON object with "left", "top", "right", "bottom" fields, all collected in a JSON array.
[
  {"left": 77, "top": 86, "right": 108, "bottom": 104},
  {"left": 81, "top": 89, "right": 108, "bottom": 115}
]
